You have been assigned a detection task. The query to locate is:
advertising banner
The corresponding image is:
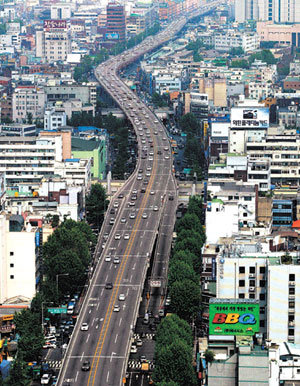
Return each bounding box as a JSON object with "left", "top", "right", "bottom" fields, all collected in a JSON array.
[
  {"left": 209, "top": 300, "right": 259, "bottom": 336},
  {"left": 231, "top": 107, "right": 269, "bottom": 129},
  {"left": 44, "top": 20, "right": 67, "bottom": 30},
  {"left": 105, "top": 33, "right": 119, "bottom": 40}
]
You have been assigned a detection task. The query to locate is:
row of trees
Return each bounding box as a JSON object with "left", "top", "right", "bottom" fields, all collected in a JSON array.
[
  {"left": 153, "top": 197, "right": 205, "bottom": 384},
  {"left": 230, "top": 49, "right": 276, "bottom": 69},
  {"left": 179, "top": 113, "right": 206, "bottom": 180},
  {"left": 153, "top": 314, "right": 196, "bottom": 386}
]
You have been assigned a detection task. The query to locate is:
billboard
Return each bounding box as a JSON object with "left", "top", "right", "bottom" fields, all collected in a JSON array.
[
  {"left": 44, "top": 20, "right": 67, "bottom": 30},
  {"left": 209, "top": 300, "right": 259, "bottom": 336},
  {"left": 211, "top": 122, "right": 230, "bottom": 138},
  {"left": 231, "top": 107, "right": 269, "bottom": 129},
  {"left": 105, "top": 33, "right": 119, "bottom": 40}
]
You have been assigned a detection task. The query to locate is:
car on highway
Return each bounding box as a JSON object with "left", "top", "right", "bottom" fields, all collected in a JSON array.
[
  {"left": 128, "top": 201, "right": 135, "bottom": 207},
  {"left": 136, "top": 339, "right": 143, "bottom": 347},
  {"left": 132, "top": 189, "right": 138, "bottom": 194},
  {"left": 149, "top": 157, "right": 153, "bottom": 161},
  {"left": 103, "top": 232, "right": 109, "bottom": 240},
  {"left": 137, "top": 174, "right": 142, "bottom": 180},
  {"left": 43, "top": 342, "right": 57, "bottom": 349},
  {"left": 81, "top": 361, "right": 91, "bottom": 371},
  {"left": 118, "top": 294, "right": 125, "bottom": 301},
  {"left": 131, "top": 195, "right": 137, "bottom": 200},
  {"left": 150, "top": 190, "right": 155, "bottom": 195},
  {"left": 105, "top": 282, "right": 113, "bottom": 289},
  {"left": 105, "top": 256, "right": 111, "bottom": 262},
  {"left": 165, "top": 155, "right": 170, "bottom": 160},
  {"left": 142, "top": 213, "right": 148, "bottom": 219},
  {"left": 124, "top": 234, "right": 130, "bottom": 240},
  {"left": 129, "top": 213, "right": 136, "bottom": 219},
  {"left": 113, "top": 305, "right": 120, "bottom": 312},
  {"left": 153, "top": 206, "right": 159, "bottom": 211},
  {"left": 114, "top": 234, "right": 121, "bottom": 240},
  {"left": 113, "top": 257, "right": 120, "bottom": 264},
  {"left": 120, "top": 217, "right": 126, "bottom": 223},
  {"left": 114, "top": 201, "right": 119, "bottom": 208},
  {"left": 81, "top": 323, "right": 89, "bottom": 331},
  {"left": 118, "top": 193, "right": 124, "bottom": 199},
  {"left": 109, "top": 218, "right": 115, "bottom": 225},
  {"left": 130, "top": 344, "right": 137, "bottom": 353}
]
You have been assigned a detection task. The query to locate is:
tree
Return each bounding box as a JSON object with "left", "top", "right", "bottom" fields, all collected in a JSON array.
[
  {"left": 152, "top": 92, "right": 168, "bottom": 108},
  {"left": 172, "top": 250, "right": 199, "bottom": 272},
  {"left": 169, "top": 279, "right": 201, "bottom": 321},
  {"left": 156, "top": 314, "right": 193, "bottom": 348},
  {"left": 168, "top": 260, "right": 199, "bottom": 288},
  {"left": 4, "top": 354, "right": 30, "bottom": 386},
  {"left": 187, "top": 195, "right": 203, "bottom": 221},
  {"left": 153, "top": 338, "right": 197, "bottom": 386},
  {"left": 157, "top": 382, "right": 180, "bottom": 386},
  {"left": 179, "top": 113, "right": 199, "bottom": 135},
  {"left": 229, "top": 59, "right": 249, "bottom": 69},
  {"left": 193, "top": 51, "right": 203, "bottom": 62},
  {"left": 176, "top": 213, "right": 203, "bottom": 235},
  {"left": 51, "top": 214, "right": 59, "bottom": 228},
  {"left": 26, "top": 112, "right": 33, "bottom": 124},
  {"left": 249, "top": 49, "right": 277, "bottom": 65},
  {"left": 229, "top": 46, "right": 244, "bottom": 56},
  {"left": 85, "top": 183, "right": 108, "bottom": 228},
  {"left": 205, "top": 349, "right": 215, "bottom": 363}
]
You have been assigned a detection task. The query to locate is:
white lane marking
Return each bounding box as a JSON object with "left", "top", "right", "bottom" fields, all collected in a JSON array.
[
  {"left": 101, "top": 288, "right": 104, "bottom": 296},
  {"left": 106, "top": 371, "right": 110, "bottom": 383},
  {"left": 126, "top": 288, "right": 129, "bottom": 296},
  {"left": 69, "top": 355, "right": 126, "bottom": 359},
  {"left": 119, "top": 317, "right": 122, "bottom": 327},
  {"left": 86, "top": 334, "right": 90, "bottom": 343},
  {"left": 96, "top": 302, "right": 100, "bottom": 311},
  {"left": 91, "top": 318, "right": 95, "bottom": 326},
  {"left": 132, "top": 262, "right": 136, "bottom": 270},
  {"left": 130, "top": 274, "right": 133, "bottom": 283},
  {"left": 105, "top": 274, "right": 108, "bottom": 282},
  {"left": 80, "top": 352, "right": 84, "bottom": 362},
  {"left": 75, "top": 371, "right": 79, "bottom": 382},
  {"left": 89, "top": 309, "right": 91, "bottom": 314},
  {"left": 114, "top": 334, "right": 118, "bottom": 344}
]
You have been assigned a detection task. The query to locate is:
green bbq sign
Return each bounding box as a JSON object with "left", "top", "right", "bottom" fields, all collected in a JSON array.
[{"left": 209, "top": 299, "right": 260, "bottom": 336}]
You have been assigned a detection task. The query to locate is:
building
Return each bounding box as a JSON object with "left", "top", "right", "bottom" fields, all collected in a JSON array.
[
  {"left": 72, "top": 137, "right": 107, "bottom": 180},
  {"left": 234, "top": 0, "right": 259, "bottom": 23},
  {"left": 44, "top": 109, "right": 67, "bottom": 130},
  {"left": 263, "top": 0, "right": 300, "bottom": 23},
  {"left": 45, "top": 83, "right": 97, "bottom": 107},
  {"left": 50, "top": 4, "right": 72, "bottom": 19},
  {"left": 257, "top": 21, "right": 300, "bottom": 47},
  {"left": 106, "top": 2, "right": 126, "bottom": 42},
  {"left": 0, "top": 214, "right": 39, "bottom": 304},
  {"left": 12, "top": 86, "right": 46, "bottom": 123},
  {"left": 0, "top": 124, "right": 36, "bottom": 137},
  {"left": 36, "top": 19, "right": 71, "bottom": 63},
  {"left": 214, "top": 32, "right": 260, "bottom": 53}
]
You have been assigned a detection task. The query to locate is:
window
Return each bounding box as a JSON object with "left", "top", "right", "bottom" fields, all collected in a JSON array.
[
  {"left": 259, "top": 293, "right": 265, "bottom": 301},
  {"left": 260, "top": 307, "right": 265, "bottom": 314},
  {"left": 10, "top": 275, "right": 14, "bottom": 279},
  {"left": 260, "top": 280, "right": 266, "bottom": 287},
  {"left": 243, "top": 213, "right": 248, "bottom": 217},
  {"left": 239, "top": 280, "right": 245, "bottom": 287},
  {"left": 239, "top": 293, "right": 245, "bottom": 299},
  {"left": 249, "top": 293, "right": 255, "bottom": 299},
  {"left": 10, "top": 251, "right": 14, "bottom": 256},
  {"left": 289, "top": 329, "right": 295, "bottom": 336},
  {"left": 289, "top": 274, "right": 295, "bottom": 281},
  {"left": 250, "top": 280, "right": 256, "bottom": 286},
  {"left": 289, "top": 287, "right": 295, "bottom": 295},
  {"left": 239, "top": 267, "right": 245, "bottom": 274},
  {"left": 250, "top": 267, "right": 256, "bottom": 273},
  {"left": 289, "top": 301, "right": 295, "bottom": 308},
  {"left": 10, "top": 263, "right": 14, "bottom": 268},
  {"left": 244, "top": 196, "right": 252, "bottom": 201},
  {"left": 260, "top": 320, "right": 265, "bottom": 327},
  {"left": 260, "top": 266, "right": 265, "bottom": 274}
]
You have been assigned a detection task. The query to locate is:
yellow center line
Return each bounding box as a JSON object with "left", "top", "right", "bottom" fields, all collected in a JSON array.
[{"left": 87, "top": 132, "right": 159, "bottom": 386}]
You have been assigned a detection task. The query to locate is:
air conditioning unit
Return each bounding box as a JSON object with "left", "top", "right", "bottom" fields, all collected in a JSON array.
[
  {"left": 249, "top": 274, "right": 256, "bottom": 278},
  {"left": 289, "top": 281, "right": 295, "bottom": 286},
  {"left": 289, "top": 321, "right": 295, "bottom": 327},
  {"left": 249, "top": 287, "right": 255, "bottom": 292}
]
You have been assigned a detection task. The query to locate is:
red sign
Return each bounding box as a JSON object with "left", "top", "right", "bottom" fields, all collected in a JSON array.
[{"left": 44, "top": 20, "right": 67, "bottom": 30}]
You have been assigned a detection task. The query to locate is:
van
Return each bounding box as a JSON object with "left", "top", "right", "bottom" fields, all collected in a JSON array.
[{"left": 143, "top": 313, "right": 149, "bottom": 325}]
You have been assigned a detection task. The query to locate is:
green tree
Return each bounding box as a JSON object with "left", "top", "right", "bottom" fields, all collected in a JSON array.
[
  {"left": 229, "top": 46, "right": 244, "bottom": 56},
  {"left": 176, "top": 213, "right": 203, "bottom": 234},
  {"left": 176, "top": 229, "right": 201, "bottom": 244},
  {"left": 153, "top": 338, "right": 197, "bottom": 386},
  {"left": 152, "top": 92, "right": 168, "bottom": 108},
  {"left": 172, "top": 250, "right": 199, "bottom": 272},
  {"left": 205, "top": 349, "right": 215, "bottom": 363},
  {"left": 193, "top": 51, "right": 203, "bottom": 62},
  {"left": 249, "top": 49, "right": 276, "bottom": 65},
  {"left": 179, "top": 113, "right": 199, "bottom": 135},
  {"left": 85, "top": 183, "right": 108, "bottom": 228},
  {"left": 157, "top": 382, "right": 180, "bottom": 386},
  {"left": 168, "top": 260, "right": 199, "bottom": 288},
  {"left": 156, "top": 314, "right": 193, "bottom": 348},
  {"left": 169, "top": 279, "right": 201, "bottom": 321},
  {"left": 51, "top": 214, "right": 59, "bottom": 228},
  {"left": 187, "top": 195, "right": 203, "bottom": 220},
  {"left": 229, "top": 59, "right": 249, "bottom": 69},
  {"left": 0, "top": 24, "right": 6, "bottom": 35},
  {"left": 4, "top": 354, "right": 30, "bottom": 385}
]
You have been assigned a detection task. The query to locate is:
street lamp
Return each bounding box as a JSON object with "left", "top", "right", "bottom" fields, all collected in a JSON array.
[{"left": 56, "top": 273, "right": 69, "bottom": 296}]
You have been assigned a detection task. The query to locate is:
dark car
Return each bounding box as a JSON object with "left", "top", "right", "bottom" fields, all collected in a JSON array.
[
  {"left": 118, "top": 193, "right": 124, "bottom": 199},
  {"left": 81, "top": 360, "right": 90, "bottom": 371},
  {"left": 105, "top": 282, "right": 113, "bottom": 289}
]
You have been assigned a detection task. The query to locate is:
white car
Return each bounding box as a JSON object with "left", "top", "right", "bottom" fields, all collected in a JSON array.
[
  {"left": 165, "top": 155, "right": 170, "bottom": 160},
  {"left": 81, "top": 323, "right": 89, "bottom": 331},
  {"left": 114, "top": 202, "right": 119, "bottom": 208},
  {"left": 124, "top": 234, "right": 130, "bottom": 240},
  {"left": 130, "top": 344, "right": 137, "bottom": 353},
  {"left": 120, "top": 217, "right": 126, "bottom": 223},
  {"left": 150, "top": 191, "right": 155, "bottom": 195},
  {"left": 113, "top": 257, "right": 120, "bottom": 264},
  {"left": 153, "top": 206, "right": 159, "bottom": 211},
  {"left": 130, "top": 213, "right": 136, "bottom": 219},
  {"left": 41, "top": 374, "right": 51, "bottom": 384},
  {"left": 105, "top": 256, "right": 111, "bottom": 262},
  {"left": 114, "top": 234, "right": 121, "bottom": 240},
  {"left": 113, "top": 305, "right": 120, "bottom": 312},
  {"left": 142, "top": 213, "right": 148, "bottom": 219},
  {"left": 118, "top": 294, "right": 125, "bottom": 301},
  {"left": 43, "top": 342, "right": 56, "bottom": 349}
]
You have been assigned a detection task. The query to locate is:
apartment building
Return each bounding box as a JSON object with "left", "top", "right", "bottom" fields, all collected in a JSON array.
[
  {"left": 214, "top": 32, "right": 260, "bottom": 53},
  {"left": 0, "top": 124, "right": 36, "bottom": 137},
  {"left": 246, "top": 134, "right": 300, "bottom": 186},
  {"left": 12, "top": 86, "right": 46, "bottom": 123},
  {"left": 45, "top": 83, "right": 97, "bottom": 107},
  {"left": 44, "top": 109, "right": 67, "bottom": 130},
  {"left": 106, "top": 2, "right": 126, "bottom": 42},
  {"left": 36, "top": 19, "right": 71, "bottom": 63}
]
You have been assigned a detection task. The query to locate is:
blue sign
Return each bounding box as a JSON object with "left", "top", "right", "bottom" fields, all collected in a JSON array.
[
  {"left": 35, "top": 230, "right": 40, "bottom": 247},
  {"left": 105, "top": 33, "right": 119, "bottom": 40}
]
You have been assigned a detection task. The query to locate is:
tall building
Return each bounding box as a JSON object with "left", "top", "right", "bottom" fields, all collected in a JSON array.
[
  {"left": 35, "top": 19, "right": 71, "bottom": 63},
  {"left": 235, "top": 0, "right": 300, "bottom": 23},
  {"left": 106, "top": 2, "right": 126, "bottom": 42}
]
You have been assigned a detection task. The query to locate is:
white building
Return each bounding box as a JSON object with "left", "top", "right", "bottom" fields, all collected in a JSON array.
[
  {"left": 0, "top": 214, "right": 38, "bottom": 304},
  {"left": 214, "top": 32, "right": 260, "bottom": 53},
  {"left": 50, "top": 3, "right": 72, "bottom": 19},
  {"left": 44, "top": 109, "right": 67, "bottom": 130},
  {"left": 12, "top": 86, "right": 46, "bottom": 123},
  {"left": 155, "top": 74, "right": 182, "bottom": 94}
]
